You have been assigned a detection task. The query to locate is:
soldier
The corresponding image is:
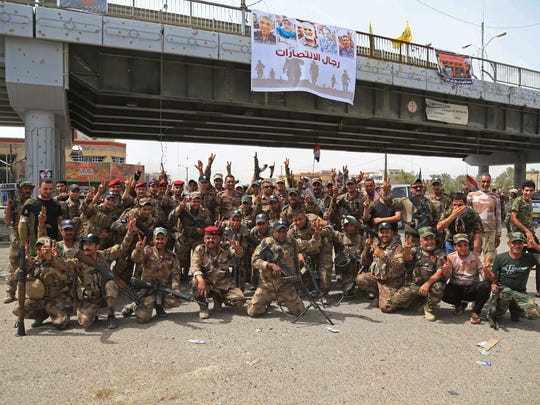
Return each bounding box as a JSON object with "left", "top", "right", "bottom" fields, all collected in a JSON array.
[
  {"left": 40, "top": 218, "right": 79, "bottom": 260},
  {"left": 363, "top": 185, "right": 401, "bottom": 234},
  {"left": 60, "top": 184, "right": 83, "bottom": 234},
  {"left": 53, "top": 179, "right": 69, "bottom": 204},
  {"left": 356, "top": 222, "right": 406, "bottom": 312},
  {"left": 274, "top": 178, "right": 288, "bottom": 204},
  {"left": 12, "top": 237, "right": 72, "bottom": 329},
  {"left": 220, "top": 209, "right": 250, "bottom": 290},
  {"left": 130, "top": 227, "right": 182, "bottom": 323},
  {"left": 213, "top": 173, "right": 224, "bottom": 192},
  {"left": 215, "top": 175, "right": 242, "bottom": 220},
  {"left": 239, "top": 194, "right": 257, "bottom": 229},
  {"left": 288, "top": 210, "right": 333, "bottom": 304},
  {"left": 437, "top": 192, "right": 482, "bottom": 255},
  {"left": 335, "top": 178, "right": 364, "bottom": 223},
  {"left": 247, "top": 213, "right": 272, "bottom": 289},
  {"left": 441, "top": 233, "right": 492, "bottom": 324},
  {"left": 467, "top": 174, "right": 502, "bottom": 261},
  {"left": 19, "top": 179, "right": 63, "bottom": 255},
  {"left": 389, "top": 227, "right": 446, "bottom": 321},
  {"left": 79, "top": 191, "right": 117, "bottom": 249},
  {"left": 266, "top": 194, "right": 282, "bottom": 224},
  {"left": 191, "top": 226, "right": 246, "bottom": 319},
  {"left": 280, "top": 189, "right": 304, "bottom": 224},
  {"left": 4, "top": 180, "right": 34, "bottom": 303},
  {"left": 428, "top": 178, "right": 452, "bottom": 223},
  {"left": 197, "top": 176, "right": 217, "bottom": 223},
  {"left": 491, "top": 232, "right": 540, "bottom": 323},
  {"left": 171, "top": 179, "right": 185, "bottom": 207},
  {"left": 329, "top": 215, "right": 365, "bottom": 296},
  {"left": 247, "top": 220, "right": 312, "bottom": 318},
  {"left": 73, "top": 221, "right": 136, "bottom": 330}
]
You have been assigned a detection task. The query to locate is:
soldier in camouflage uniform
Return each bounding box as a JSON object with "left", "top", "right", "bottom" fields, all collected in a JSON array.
[
  {"left": 130, "top": 227, "right": 183, "bottom": 323},
  {"left": 265, "top": 194, "right": 282, "bottom": 225},
  {"left": 329, "top": 215, "right": 365, "bottom": 295},
  {"left": 491, "top": 232, "right": 540, "bottom": 323},
  {"left": 79, "top": 191, "right": 117, "bottom": 249},
  {"left": 389, "top": 227, "right": 446, "bottom": 321},
  {"left": 4, "top": 180, "right": 34, "bottom": 303},
  {"left": 191, "top": 226, "right": 245, "bottom": 319},
  {"left": 288, "top": 210, "right": 333, "bottom": 304},
  {"left": 357, "top": 222, "right": 406, "bottom": 312},
  {"left": 437, "top": 192, "right": 482, "bottom": 255},
  {"left": 197, "top": 176, "right": 218, "bottom": 223},
  {"left": 335, "top": 178, "right": 364, "bottom": 225},
  {"left": 60, "top": 184, "right": 83, "bottom": 235},
  {"left": 246, "top": 213, "right": 272, "bottom": 289},
  {"left": 12, "top": 237, "right": 72, "bottom": 329},
  {"left": 215, "top": 175, "right": 242, "bottom": 221},
  {"left": 220, "top": 209, "right": 250, "bottom": 290},
  {"left": 247, "top": 220, "right": 316, "bottom": 318},
  {"left": 239, "top": 194, "right": 258, "bottom": 230},
  {"left": 280, "top": 189, "right": 305, "bottom": 224}
]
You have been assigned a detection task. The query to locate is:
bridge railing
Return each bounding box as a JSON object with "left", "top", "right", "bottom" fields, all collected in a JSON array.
[{"left": 9, "top": 0, "right": 540, "bottom": 90}]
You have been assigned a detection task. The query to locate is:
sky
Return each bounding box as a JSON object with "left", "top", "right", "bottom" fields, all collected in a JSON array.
[{"left": 2, "top": 0, "right": 540, "bottom": 183}]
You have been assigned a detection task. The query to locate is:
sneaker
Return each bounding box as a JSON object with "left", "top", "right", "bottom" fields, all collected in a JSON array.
[
  {"left": 155, "top": 306, "right": 166, "bottom": 317},
  {"left": 121, "top": 306, "right": 134, "bottom": 318},
  {"left": 424, "top": 306, "right": 436, "bottom": 321},
  {"left": 199, "top": 306, "right": 209, "bottom": 319},
  {"left": 365, "top": 293, "right": 376, "bottom": 301},
  {"left": 107, "top": 315, "right": 118, "bottom": 330},
  {"left": 3, "top": 295, "right": 16, "bottom": 304}
]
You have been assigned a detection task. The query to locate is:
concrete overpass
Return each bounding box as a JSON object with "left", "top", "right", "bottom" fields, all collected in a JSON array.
[{"left": 1, "top": 1, "right": 540, "bottom": 186}]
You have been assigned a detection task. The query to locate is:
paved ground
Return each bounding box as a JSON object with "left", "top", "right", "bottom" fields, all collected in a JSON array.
[{"left": 0, "top": 227, "right": 539, "bottom": 404}]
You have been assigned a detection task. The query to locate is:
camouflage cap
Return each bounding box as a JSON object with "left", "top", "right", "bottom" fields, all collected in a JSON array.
[
  {"left": 19, "top": 180, "right": 35, "bottom": 188},
  {"left": 418, "top": 227, "right": 435, "bottom": 238},
  {"left": 148, "top": 179, "right": 159, "bottom": 186},
  {"left": 342, "top": 215, "right": 361, "bottom": 228},
  {"left": 508, "top": 232, "right": 526, "bottom": 242},
  {"left": 190, "top": 191, "right": 202, "bottom": 199},
  {"left": 138, "top": 198, "right": 152, "bottom": 206},
  {"left": 452, "top": 233, "right": 469, "bottom": 244},
  {"left": 311, "top": 177, "right": 322, "bottom": 184},
  {"left": 36, "top": 236, "right": 51, "bottom": 246},
  {"left": 288, "top": 188, "right": 299, "bottom": 195},
  {"left": 241, "top": 195, "right": 253, "bottom": 204}
]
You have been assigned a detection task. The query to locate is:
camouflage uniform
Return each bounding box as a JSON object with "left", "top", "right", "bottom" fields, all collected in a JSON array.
[
  {"left": 247, "top": 236, "right": 305, "bottom": 317},
  {"left": 12, "top": 255, "right": 72, "bottom": 329},
  {"left": 288, "top": 213, "right": 333, "bottom": 296},
  {"left": 190, "top": 244, "right": 246, "bottom": 309},
  {"left": 146, "top": 193, "right": 174, "bottom": 225},
  {"left": 61, "top": 198, "right": 82, "bottom": 234},
  {"left": 215, "top": 190, "right": 242, "bottom": 220},
  {"left": 79, "top": 201, "right": 116, "bottom": 247},
  {"left": 131, "top": 246, "right": 182, "bottom": 323},
  {"left": 247, "top": 225, "right": 272, "bottom": 287},
  {"left": 5, "top": 198, "right": 24, "bottom": 299},
  {"left": 330, "top": 230, "right": 365, "bottom": 292},
  {"left": 510, "top": 197, "right": 534, "bottom": 233},
  {"left": 390, "top": 247, "right": 446, "bottom": 310},
  {"left": 357, "top": 238, "right": 405, "bottom": 312},
  {"left": 199, "top": 190, "right": 218, "bottom": 223},
  {"left": 335, "top": 192, "right": 364, "bottom": 223},
  {"left": 221, "top": 221, "right": 250, "bottom": 289},
  {"left": 439, "top": 207, "right": 483, "bottom": 245},
  {"left": 73, "top": 230, "right": 135, "bottom": 329}
]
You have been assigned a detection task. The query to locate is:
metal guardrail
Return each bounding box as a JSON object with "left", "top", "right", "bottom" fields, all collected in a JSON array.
[{"left": 8, "top": 0, "right": 540, "bottom": 90}]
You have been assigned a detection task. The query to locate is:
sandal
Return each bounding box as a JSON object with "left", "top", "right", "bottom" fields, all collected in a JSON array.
[
  {"left": 470, "top": 313, "right": 481, "bottom": 324},
  {"left": 535, "top": 291, "right": 540, "bottom": 298}
]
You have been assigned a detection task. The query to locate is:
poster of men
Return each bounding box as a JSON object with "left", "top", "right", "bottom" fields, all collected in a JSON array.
[{"left": 251, "top": 10, "right": 357, "bottom": 104}]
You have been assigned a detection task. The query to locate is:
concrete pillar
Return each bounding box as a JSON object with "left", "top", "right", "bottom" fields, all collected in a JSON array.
[
  {"left": 477, "top": 165, "right": 489, "bottom": 177},
  {"left": 24, "top": 110, "right": 63, "bottom": 190},
  {"left": 514, "top": 162, "right": 526, "bottom": 188}
]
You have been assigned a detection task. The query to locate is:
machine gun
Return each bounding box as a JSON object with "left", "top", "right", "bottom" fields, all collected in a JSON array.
[
  {"left": 305, "top": 178, "right": 328, "bottom": 216},
  {"left": 260, "top": 244, "right": 334, "bottom": 325},
  {"left": 15, "top": 247, "right": 26, "bottom": 336},
  {"left": 75, "top": 251, "right": 147, "bottom": 309},
  {"left": 130, "top": 277, "right": 207, "bottom": 306},
  {"left": 301, "top": 254, "right": 320, "bottom": 298},
  {"left": 253, "top": 152, "right": 268, "bottom": 181}
]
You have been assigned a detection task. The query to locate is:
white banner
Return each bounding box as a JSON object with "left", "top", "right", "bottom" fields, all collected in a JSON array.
[
  {"left": 251, "top": 10, "right": 356, "bottom": 104},
  {"left": 425, "top": 98, "right": 469, "bottom": 125}
]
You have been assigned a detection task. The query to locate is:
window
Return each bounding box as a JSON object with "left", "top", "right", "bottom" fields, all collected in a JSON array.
[{"left": 112, "top": 157, "right": 124, "bottom": 163}]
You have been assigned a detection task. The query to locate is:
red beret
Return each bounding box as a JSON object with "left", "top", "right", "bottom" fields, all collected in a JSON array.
[
  {"left": 135, "top": 182, "right": 147, "bottom": 188},
  {"left": 159, "top": 180, "right": 167, "bottom": 186},
  {"left": 173, "top": 180, "right": 185, "bottom": 186},
  {"left": 109, "top": 179, "right": 121, "bottom": 187},
  {"left": 204, "top": 226, "right": 220, "bottom": 236}
]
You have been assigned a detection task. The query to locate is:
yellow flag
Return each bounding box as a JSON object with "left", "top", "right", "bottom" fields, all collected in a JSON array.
[{"left": 393, "top": 21, "right": 412, "bottom": 48}]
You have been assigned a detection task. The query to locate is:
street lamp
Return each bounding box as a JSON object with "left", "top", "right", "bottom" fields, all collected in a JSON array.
[{"left": 462, "top": 24, "right": 506, "bottom": 81}]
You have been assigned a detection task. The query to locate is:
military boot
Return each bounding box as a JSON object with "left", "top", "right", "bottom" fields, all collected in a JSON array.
[
  {"left": 424, "top": 305, "right": 436, "bottom": 322},
  {"left": 155, "top": 305, "right": 167, "bottom": 317},
  {"left": 3, "top": 294, "right": 16, "bottom": 304},
  {"left": 107, "top": 315, "right": 119, "bottom": 330},
  {"left": 31, "top": 317, "right": 47, "bottom": 328},
  {"left": 199, "top": 304, "right": 209, "bottom": 319},
  {"left": 121, "top": 305, "right": 134, "bottom": 318}
]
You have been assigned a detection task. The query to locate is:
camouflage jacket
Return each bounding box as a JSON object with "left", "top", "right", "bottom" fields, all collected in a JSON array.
[
  {"left": 191, "top": 244, "right": 242, "bottom": 290},
  {"left": 362, "top": 238, "right": 405, "bottom": 281},
  {"left": 131, "top": 246, "right": 180, "bottom": 290}
]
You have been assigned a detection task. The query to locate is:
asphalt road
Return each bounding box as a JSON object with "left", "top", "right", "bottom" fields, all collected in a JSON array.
[{"left": 0, "top": 229, "right": 539, "bottom": 404}]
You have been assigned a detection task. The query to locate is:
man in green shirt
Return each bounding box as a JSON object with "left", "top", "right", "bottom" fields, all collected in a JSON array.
[{"left": 491, "top": 232, "right": 540, "bottom": 323}]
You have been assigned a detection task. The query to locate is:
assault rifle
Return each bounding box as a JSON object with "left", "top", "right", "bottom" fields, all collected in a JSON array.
[
  {"left": 75, "top": 251, "right": 147, "bottom": 309},
  {"left": 486, "top": 291, "right": 500, "bottom": 330},
  {"left": 305, "top": 178, "right": 327, "bottom": 216},
  {"left": 15, "top": 247, "right": 26, "bottom": 336},
  {"left": 130, "top": 277, "right": 207, "bottom": 306},
  {"left": 260, "top": 244, "right": 334, "bottom": 325},
  {"left": 253, "top": 152, "right": 268, "bottom": 181}
]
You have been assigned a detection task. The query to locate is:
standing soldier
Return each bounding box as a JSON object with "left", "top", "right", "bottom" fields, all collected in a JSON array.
[
  {"left": 335, "top": 178, "right": 364, "bottom": 223},
  {"left": 191, "top": 226, "right": 246, "bottom": 319},
  {"left": 197, "top": 176, "right": 217, "bottom": 223},
  {"left": 79, "top": 191, "right": 117, "bottom": 249},
  {"left": 4, "top": 180, "right": 34, "bottom": 303},
  {"left": 215, "top": 175, "right": 242, "bottom": 220},
  {"left": 246, "top": 213, "right": 272, "bottom": 289},
  {"left": 220, "top": 210, "right": 250, "bottom": 290}
]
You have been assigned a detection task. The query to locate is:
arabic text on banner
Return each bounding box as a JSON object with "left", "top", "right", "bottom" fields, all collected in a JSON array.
[
  {"left": 251, "top": 10, "right": 356, "bottom": 105},
  {"left": 435, "top": 49, "right": 473, "bottom": 84},
  {"left": 57, "top": 0, "right": 108, "bottom": 15},
  {"left": 425, "top": 98, "right": 469, "bottom": 125}
]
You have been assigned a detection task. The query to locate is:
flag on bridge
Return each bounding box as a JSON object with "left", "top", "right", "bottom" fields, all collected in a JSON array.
[
  {"left": 313, "top": 144, "right": 321, "bottom": 162},
  {"left": 393, "top": 22, "right": 412, "bottom": 48}
]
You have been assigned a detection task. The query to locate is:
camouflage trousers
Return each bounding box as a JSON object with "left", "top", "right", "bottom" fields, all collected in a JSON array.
[
  {"left": 192, "top": 279, "right": 246, "bottom": 308},
  {"left": 390, "top": 281, "right": 446, "bottom": 310},
  {"left": 76, "top": 280, "right": 119, "bottom": 329},
  {"left": 5, "top": 240, "right": 20, "bottom": 295},
  {"left": 247, "top": 280, "right": 305, "bottom": 317},
  {"left": 314, "top": 242, "right": 334, "bottom": 294},
  {"left": 12, "top": 296, "right": 70, "bottom": 329},
  {"left": 496, "top": 287, "right": 540, "bottom": 320},
  {"left": 356, "top": 272, "right": 404, "bottom": 312},
  {"left": 481, "top": 230, "right": 498, "bottom": 261},
  {"left": 134, "top": 294, "right": 183, "bottom": 324}
]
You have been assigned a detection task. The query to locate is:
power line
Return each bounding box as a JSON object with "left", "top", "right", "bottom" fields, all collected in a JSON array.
[{"left": 415, "top": 0, "right": 540, "bottom": 30}]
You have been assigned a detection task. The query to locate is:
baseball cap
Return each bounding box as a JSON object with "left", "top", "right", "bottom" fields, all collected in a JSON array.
[
  {"left": 418, "top": 227, "right": 435, "bottom": 238},
  {"left": 149, "top": 179, "right": 159, "bottom": 186},
  {"left": 82, "top": 234, "right": 100, "bottom": 244},
  {"left": 230, "top": 209, "right": 242, "bottom": 218},
  {"left": 273, "top": 219, "right": 289, "bottom": 230},
  {"left": 346, "top": 178, "right": 356, "bottom": 185},
  {"left": 61, "top": 219, "right": 74, "bottom": 230},
  {"left": 198, "top": 176, "right": 209, "bottom": 183},
  {"left": 36, "top": 237, "right": 51, "bottom": 246},
  {"left": 452, "top": 233, "right": 469, "bottom": 244},
  {"left": 213, "top": 173, "right": 223, "bottom": 180},
  {"left": 268, "top": 194, "right": 280, "bottom": 203},
  {"left": 312, "top": 177, "right": 322, "bottom": 184},
  {"left": 69, "top": 184, "right": 80, "bottom": 191},
  {"left": 109, "top": 179, "right": 121, "bottom": 187},
  {"left": 241, "top": 195, "right": 252, "bottom": 204},
  {"left": 431, "top": 178, "right": 442, "bottom": 185},
  {"left": 255, "top": 213, "right": 268, "bottom": 224},
  {"left": 411, "top": 178, "right": 423, "bottom": 185},
  {"left": 190, "top": 191, "right": 202, "bottom": 199},
  {"left": 377, "top": 222, "right": 393, "bottom": 231},
  {"left": 188, "top": 179, "right": 197, "bottom": 185},
  {"left": 204, "top": 226, "right": 220, "bottom": 235},
  {"left": 138, "top": 198, "right": 152, "bottom": 206},
  {"left": 510, "top": 188, "right": 518, "bottom": 194},
  {"left": 508, "top": 232, "right": 526, "bottom": 242},
  {"left": 342, "top": 215, "right": 361, "bottom": 228},
  {"left": 153, "top": 227, "right": 168, "bottom": 236},
  {"left": 288, "top": 188, "right": 299, "bottom": 195},
  {"left": 103, "top": 192, "right": 115, "bottom": 199},
  {"left": 276, "top": 178, "right": 285, "bottom": 184}
]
